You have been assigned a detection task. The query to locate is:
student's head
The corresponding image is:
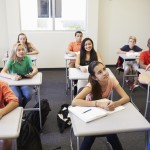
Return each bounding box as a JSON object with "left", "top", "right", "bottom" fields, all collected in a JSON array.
[
  {"left": 88, "top": 61, "right": 109, "bottom": 100},
  {"left": 128, "top": 36, "right": 137, "bottom": 48},
  {"left": 17, "top": 33, "right": 28, "bottom": 44},
  {"left": 81, "top": 38, "right": 94, "bottom": 52},
  {"left": 147, "top": 38, "right": 150, "bottom": 49},
  {"left": 88, "top": 61, "right": 109, "bottom": 82},
  {"left": 10, "top": 43, "right": 26, "bottom": 60},
  {"left": 80, "top": 38, "right": 97, "bottom": 66},
  {"left": 75, "top": 31, "right": 83, "bottom": 43}
]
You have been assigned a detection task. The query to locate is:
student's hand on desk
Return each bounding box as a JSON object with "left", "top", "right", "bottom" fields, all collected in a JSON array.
[
  {"left": 106, "top": 101, "right": 116, "bottom": 111},
  {"left": 12, "top": 74, "right": 22, "bottom": 81},
  {"left": 97, "top": 101, "right": 111, "bottom": 110},
  {"left": 80, "top": 66, "right": 87, "bottom": 73},
  {"left": 24, "top": 73, "right": 33, "bottom": 78},
  {"left": 146, "top": 64, "right": 150, "bottom": 71}
]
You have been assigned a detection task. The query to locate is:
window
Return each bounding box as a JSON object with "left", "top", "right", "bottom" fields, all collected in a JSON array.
[{"left": 20, "top": 0, "right": 87, "bottom": 31}]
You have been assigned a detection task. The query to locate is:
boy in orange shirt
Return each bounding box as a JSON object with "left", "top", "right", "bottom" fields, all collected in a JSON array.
[{"left": 66, "top": 31, "right": 83, "bottom": 68}]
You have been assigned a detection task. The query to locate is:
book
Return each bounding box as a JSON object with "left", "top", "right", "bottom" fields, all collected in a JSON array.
[{"left": 68, "top": 99, "right": 125, "bottom": 123}]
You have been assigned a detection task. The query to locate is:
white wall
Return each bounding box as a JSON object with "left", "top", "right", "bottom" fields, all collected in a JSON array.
[
  {"left": 3, "top": 0, "right": 99, "bottom": 68},
  {"left": 98, "top": 0, "right": 150, "bottom": 65},
  {"left": 0, "top": 0, "right": 8, "bottom": 64},
  {"left": 1, "top": 0, "right": 150, "bottom": 68}
]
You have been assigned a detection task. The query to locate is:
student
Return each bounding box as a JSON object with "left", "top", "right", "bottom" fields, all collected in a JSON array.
[
  {"left": 17, "top": 33, "right": 39, "bottom": 55},
  {"left": 75, "top": 37, "right": 103, "bottom": 72},
  {"left": 73, "top": 37, "right": 103, "bottom": 95},
  {"left": 117, "top": 36, "right": 142, "bottom": 90},
  {"left": 72, "top": 61, "right": 129, "bottom": 150},
  {"left": 66, "top": 31, "right": 83, "bottom": 68},
  {"left": 0, "top": 43, "right": 38, "bottom": 107},
  {"left": 0, "top": 80, "right": 19, "bottom": 150},
  {"left": 139, "top": 38, "right": 150, "bottom": 70}
]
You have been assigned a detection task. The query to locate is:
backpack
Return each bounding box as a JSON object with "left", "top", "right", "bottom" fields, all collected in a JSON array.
[
  {"left": 57, "top": 104, "right": 72, "bottom": 133},
  {"left": 25, "top": 99, "right": 51, "bottom": 131},
  {"left": 17, "top": 120, "right": 42, "bottom": 150}
]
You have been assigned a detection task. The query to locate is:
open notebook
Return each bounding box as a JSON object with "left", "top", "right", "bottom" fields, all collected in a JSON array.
[{"left": 68, "top": 99, "right": 125, "bottom": 123}]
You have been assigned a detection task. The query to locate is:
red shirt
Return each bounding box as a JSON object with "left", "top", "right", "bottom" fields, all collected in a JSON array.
[
  {"left": 140, "top": 50, "right": 150, "bottom": 65},
  {"left": 0, "top": 80, "right": 18, "bottom": 108}
]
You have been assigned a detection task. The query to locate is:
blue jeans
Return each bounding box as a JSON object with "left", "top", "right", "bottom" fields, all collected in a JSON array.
[
  {"left": 10, "top": 86, "right": 34, "bottom": 107},
  {"left": 80, "top": 134, "right": 123, "bottom": 150}
]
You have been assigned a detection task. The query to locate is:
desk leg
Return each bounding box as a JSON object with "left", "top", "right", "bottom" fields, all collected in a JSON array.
[
  {"left": 66, "top": 60, "right": 69, "bottom": 95},
  {"left": 122, "top": 60, "right": 126, "bottom": 87},
  {"left": 37, "top": 85, "right": 42, "bottom": 129},
  {"left": 71, "top": 80, "right": 73, "bottom": 101},
  {"left": 144, "top": 85, "right": 150, "bottom": 117},
  {"left": 77, "top": 136, "right": 80, "bottom": 150}
]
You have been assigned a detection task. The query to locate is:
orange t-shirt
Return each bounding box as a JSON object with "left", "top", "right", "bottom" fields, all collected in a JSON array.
[
  {"left": 85, "top": 76, "right": 119, "bottom": 100},
  {"left": 0, "top": 80, "right": 18, "bottom": 108},
  {"left": 68, "top": 42, "right": 81, "bottom": 52}
]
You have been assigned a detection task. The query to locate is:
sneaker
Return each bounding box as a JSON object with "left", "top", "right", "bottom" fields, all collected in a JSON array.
[
  {"left": 130, "top": 84, "right": 139, "bottom": 91},
  {"left": 126, "top": 80, "right": 133, "bottom": 87}
]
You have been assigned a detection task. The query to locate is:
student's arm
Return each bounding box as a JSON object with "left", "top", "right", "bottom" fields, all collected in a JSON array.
[
  {"left": 107, "top": 84, "right": 129, "bottom": 110},
  {"left": 27, "top": 43, "right": 39, "bottom": 55},
  {"left": 72, "top": 86, "right": 96, "bottom": 107},
  {"left": 75, "top": 54, "right": 87, "bottom": 72},
  {"left": 25, "top": 65, "right": 38, "bottom": 78},
  {"left": 139, "top": 60, "right": 147, "bottom": 69},
  {"left": 146, "top": 64, "right": 150, "bottom": 71},
  {"left": 97, "top": 52, "right": 104, "bottom": 64},
  {"left": 66, "top": 42, "right": 76, "bottom": 55},
  {"left": 117, "top": 49, "right": 126, "bottom": 54},
  {"left": 0, "top": 67, "right": 21, "bottom": 80},
  {"left": 75, "top": 54, "right": 81, "bottom": 68},
  {"left": 72, "top": 86, "right": 111, "bottom": 108},
  {"left": 0, "top": 83, "right": 19, "bottom": 119}
]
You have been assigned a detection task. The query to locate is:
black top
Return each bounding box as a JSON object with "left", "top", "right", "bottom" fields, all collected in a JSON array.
[{"left": 120, "top": 45, "right": 142, "bottom": 52}]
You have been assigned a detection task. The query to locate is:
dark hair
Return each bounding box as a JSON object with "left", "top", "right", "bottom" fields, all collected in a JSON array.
[
  {"left": 17, "top": 33, "right": 32, "bottom": 52},
  {"left": 88, "top": 61, "right": 104, "bottom": 100},
  {"left": 80, "top": 38, "right": 97, "bottom": 66},
  {"left": 75, "top": 31, "right": 82, "bottom": 36}
]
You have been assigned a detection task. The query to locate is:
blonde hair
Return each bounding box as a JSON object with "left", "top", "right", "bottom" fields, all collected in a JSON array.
[
  {"left": 128, "top": 36, "right": 137, "bottom": 43},
  {"left": 9, "top": 43, "right": 26, "bottom": 62}
]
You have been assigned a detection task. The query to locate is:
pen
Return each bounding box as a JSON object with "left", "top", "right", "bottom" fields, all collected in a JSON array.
[{"left": 82, "top": 109, "right": 92, "bottom": 114}]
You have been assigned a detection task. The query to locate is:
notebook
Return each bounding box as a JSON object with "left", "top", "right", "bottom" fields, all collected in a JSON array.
[{"left": 68, "top": 99, "right": 125, "bottom": 123}]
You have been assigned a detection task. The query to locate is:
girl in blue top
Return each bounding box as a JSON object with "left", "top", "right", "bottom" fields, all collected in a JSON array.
[{"left": 1, "top": 43, "right": 38, "bottom": 107}]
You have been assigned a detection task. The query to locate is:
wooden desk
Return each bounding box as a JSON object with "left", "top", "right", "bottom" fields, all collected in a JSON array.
[
  {"left": 69, "top": 102, "right": 150, "bottom": 150},
  {"left": 2, "top": 54, "right": 38, "bottom": 66},
  {"left": 119, "top": 54, "right": 139, "bottom": 87},
  {"left": 0, "top": 107, "right": 23, "bottom": 139},
  {"left": 64, "top": 54, "right": 76, "bottom": 94},
  {"left": 69, "top": 68, "right": 115, "bottom": 100},
  {"left": 0, "top": 72, "right": 42, "bottom": 128}
]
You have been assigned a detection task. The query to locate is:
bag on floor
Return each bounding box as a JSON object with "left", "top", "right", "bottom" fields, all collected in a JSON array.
[
  {"left": 17, "top": 120, "right": 42, "bottom": 150},
  {"left": 25, "top": 99, "right": 51, "bottom": 131},
  {"left": 57, "top": 104, "right": 72, "bottom": 133}
]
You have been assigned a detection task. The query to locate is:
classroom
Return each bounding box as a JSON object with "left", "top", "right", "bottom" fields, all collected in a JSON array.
[{"left": 0, "top": 0, "right": 150, "bottom": 150}]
